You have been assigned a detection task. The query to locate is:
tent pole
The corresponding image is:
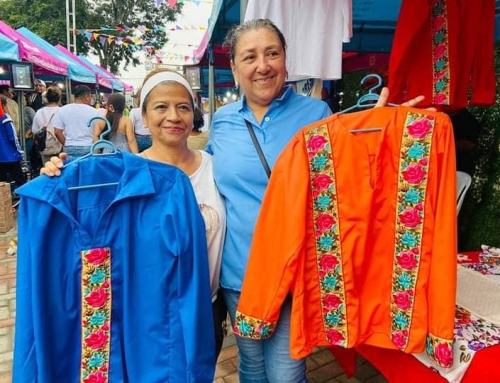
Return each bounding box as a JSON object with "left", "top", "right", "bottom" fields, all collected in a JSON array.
[
  {"left": 240, "top": 0, "right": 248, "bottom": 22},
  {"left": 208, "top": 43, "right": 215, "bottom": 128},
  {"left": 17, "top": 91, "right": 25, "bottom": 152}
]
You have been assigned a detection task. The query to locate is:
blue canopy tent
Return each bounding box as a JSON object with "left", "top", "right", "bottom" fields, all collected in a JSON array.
[
  {"left": 16, "top": 27, "right": 97, "bottom": 85},
  {"left": 77, "top": 55, "right": 124, "bottom": 93},
  {"left": 0, "top": 32, "right": 20, "bottom": 62}
]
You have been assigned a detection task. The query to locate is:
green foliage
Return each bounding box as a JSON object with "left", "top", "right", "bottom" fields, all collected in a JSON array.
[
  {"left": 0, "top": 0, "right": 183, "bottom": 74},
  {"left": 459, "top": 45, "right": 500, "bottom": 250}
]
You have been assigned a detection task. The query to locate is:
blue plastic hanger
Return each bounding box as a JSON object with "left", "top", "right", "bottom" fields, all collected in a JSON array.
[
  {"left": 339, "top": 74, "right": 384, "bottom": 115},
  {"left": 65, "top": 116, "right": 120, "bottom": 191}
]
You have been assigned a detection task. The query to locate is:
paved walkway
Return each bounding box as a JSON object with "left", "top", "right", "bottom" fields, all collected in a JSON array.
[{"left": 0, "top": 222, "right": 386, "bottom": 383}]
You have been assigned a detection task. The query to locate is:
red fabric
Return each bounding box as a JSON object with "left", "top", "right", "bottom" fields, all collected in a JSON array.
[
  {"left": 331, "top": 250, "right": 496, "bottom": 382},
  {"left": 388, "top": 0, "right": 496, "bottom": 108}
]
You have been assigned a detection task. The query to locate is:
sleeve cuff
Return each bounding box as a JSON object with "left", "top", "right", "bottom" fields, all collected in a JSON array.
[
  {"left": 426, "top": 333, "right": 454, "bottom": 368},
  {"left": 233, "top": 311, "right": 277, "bottom": 340}
]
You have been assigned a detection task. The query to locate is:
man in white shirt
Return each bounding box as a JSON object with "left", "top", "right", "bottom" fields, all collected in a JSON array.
[{"left": 53, "top": 86, "right": 101, "bottom": 159}]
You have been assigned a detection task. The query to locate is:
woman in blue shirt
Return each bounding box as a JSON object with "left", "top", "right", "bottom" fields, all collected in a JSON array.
[{"left": 206, "top": 18, "right": 429, "bottom": 383}]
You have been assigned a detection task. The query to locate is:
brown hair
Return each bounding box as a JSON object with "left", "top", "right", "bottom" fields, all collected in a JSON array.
[{"left": 223, "top": 19, "right": 287, "bottom": 61}]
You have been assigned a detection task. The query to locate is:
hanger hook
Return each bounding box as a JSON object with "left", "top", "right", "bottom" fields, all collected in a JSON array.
[
  {"left": 360, "top": 74, "right": 383, "bottom": 94},
  {"left": 88, "top": 116, "right": 112, "bottom": 141}
]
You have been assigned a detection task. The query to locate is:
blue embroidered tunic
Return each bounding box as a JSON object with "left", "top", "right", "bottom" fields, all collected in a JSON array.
[{"left": 13, "top": 152, "right": 215, "bottom": 383}]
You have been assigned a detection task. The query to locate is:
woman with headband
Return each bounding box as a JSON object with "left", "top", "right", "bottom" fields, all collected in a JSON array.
[{"left": 41, "top": 68, "right": 228, "bottom": 361}]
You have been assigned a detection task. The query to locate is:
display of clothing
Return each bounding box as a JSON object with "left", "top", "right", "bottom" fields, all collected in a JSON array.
[
  {"left": 388, "top": 0, "right": 495, "bottom": 108},
  {"left": 244, "top": 0, "right": 352, "bottom": 81},
  {"left": 234, "top": 106, "right": 457, "bottom": 368},
  {"left": 13, "top": 152, "right": 215, "bottom": 383}
]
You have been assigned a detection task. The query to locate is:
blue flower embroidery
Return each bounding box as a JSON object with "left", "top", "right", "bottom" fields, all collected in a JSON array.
[
  {"left": 401, "top": 232, "right": 417, "bottom": 247},
  {"left": 435, "top": 60, "right": 445, "bottom": 71},
  {"left": 312, "top": 155, "right": 328, "bottom": 171},
  {"left": 394, "top": 312, "right": 409, "bottom": 329},
  {"left": 322, "top": 275, "right": 338, "bottom": 291},
  {"left": 88, "top": 353, "right": 105, "bottom": 368},
  {"left": 90, "top": 268, "right": 106, "bottom": 284},
  {"left": 397, "top": 272, "right": 412, "bottom": 290},
  {"left": 239, "top": 321, "right": 253, "bottom": 336},
  {"left": 408, "top": 143, "right": 425, "bottom": 159},
  {"left": 436, "top": 80, "right": 447, "bottom": 92},
  {"left": 319, "top": 236, "right": 334, "bottom": 251},
  {"left": 434, "top": 32, "right": 445, "bottom": 44},
  {"left": 260, "top": 325, "right": 272, "bottom": 337},
  {"left": 326, "top": 312, "right": 341, "bottom": 326},
  {"left": 90, "top": 311, "right": 107, "bottom": 326},
  {"left": 404, "top": 188, "right": 421, "bottom": 204},
  {"left": 316, "top": 196, "right": 331, "bottom": 211}
]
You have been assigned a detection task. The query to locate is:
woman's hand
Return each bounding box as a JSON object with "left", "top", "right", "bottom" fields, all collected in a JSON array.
[
  {"left": 375, "top": 87, "right": 436, "bottom": 111},
  {"left": 40, "top": 153, "right": 68, "bottom": 177}
]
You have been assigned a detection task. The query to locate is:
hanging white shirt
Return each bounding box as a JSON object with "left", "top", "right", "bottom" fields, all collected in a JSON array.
[{"left": 244, "top": 0, "right": 352, "bottom": 81}]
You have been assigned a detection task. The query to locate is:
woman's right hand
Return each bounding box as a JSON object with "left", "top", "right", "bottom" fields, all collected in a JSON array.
[{"left": 40, "top": 153, "right": 68, "bottom": 177}]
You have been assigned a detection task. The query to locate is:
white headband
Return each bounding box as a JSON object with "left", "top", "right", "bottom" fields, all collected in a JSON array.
[{"left": 140, "top": 72, "right": 194, "bottom": 109}]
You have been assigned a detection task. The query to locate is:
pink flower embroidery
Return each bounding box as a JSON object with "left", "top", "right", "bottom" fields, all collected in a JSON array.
[
  {"left": 322, "top": 294, "right": 343, "bottom": 310},
  {"left": 419, "top": 158, "right": 428, "bottom": 166},
  {"left": 312, "top": 174, "right": 333, "bottom": 192},
  {"left": 85, "top": 288, "right": 109, "bottom": 308},
  {"left": 433, "top": 44, "right": 447, "bottom": 59},
  {"left": 398, "top": 209, "right": 422, "bottom": 228},
  {"left": 434, "top": 342, "right": 453, "bottom": 367},
  {"left": 433, "top": 16, "right": 446, "bottom": 31},
  {"left": 316, "top": 213, "right": 336, "bottom": 233},
  {"left": 393, "top": 291, "right": 412, "bottom": 310},
  {"left": 434, "top": 93, "right": 448, "bottom": 105},
  {"left": 319, "top": 254, "right": 339, "bottom": 272},
  {"left": 307, "top": 135, "right": 328, "bottom": 153},
  {"left": 85, "top": 248, "right": 109, "bottom": 265},
  {"left": 396, "top": 252, "right": 418, "bottom": 270},
  {"left": 407, "top": 119, "right": 432, "bottom": 139},
  {"left": 402, "top": 164, "right": 426, "bottom": 184},
  {"left": 326, "top": 329, "right": 345, "bottom": 345},
  {"left": 84, "top": 372, "right": 106, "bottom": 383},
  {"left": 392, "top": 331, "right": 407, "bottom": 349},
  {"left": 85, "top": 330, "right": 109, "bottom": 350}
]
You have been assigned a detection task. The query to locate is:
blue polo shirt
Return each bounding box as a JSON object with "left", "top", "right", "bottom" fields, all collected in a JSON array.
[{"left": 206, "top": 86, "right": 331, "bottom": 291}]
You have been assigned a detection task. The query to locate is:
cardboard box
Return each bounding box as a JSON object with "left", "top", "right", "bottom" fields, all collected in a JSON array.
[{"left": 0, "top": 183, "right": 13, "bottom": 233}]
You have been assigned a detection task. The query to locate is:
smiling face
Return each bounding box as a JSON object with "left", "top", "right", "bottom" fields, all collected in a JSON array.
[
  {"left": 142, "top": 82, "right": 194, "bottom": 148},
  {"left": 230, "top": 27, "right": 287, "bottom": 111}
]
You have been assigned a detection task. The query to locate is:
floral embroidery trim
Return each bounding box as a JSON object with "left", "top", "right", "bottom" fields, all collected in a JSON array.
[
  {"left": 80, "top": 248, "right": 112, "bottom": 383},
  {"left": 390, "top": 112, "right": 435, "bottom": 351},
  {"left": 304, "top": 125, "right": 347, "bottom": 347},
  {"left": 233, "top": 311, "right": 276, "bottom": 339},
  {"left": 431, "top": 0, "right": 450, "bottom": 105},
  {"left": 426, "top": 333, "right": 454, "bottom": 368}
]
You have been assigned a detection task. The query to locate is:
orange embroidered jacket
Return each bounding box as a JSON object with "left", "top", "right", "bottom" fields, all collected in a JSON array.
[{"left": 234, "top": 106, "right": 457, "bottom": 368}]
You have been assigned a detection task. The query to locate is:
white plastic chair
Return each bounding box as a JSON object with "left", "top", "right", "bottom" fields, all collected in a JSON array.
[{"left": 456, "top": 171, "right": 472, "bottom": 215}]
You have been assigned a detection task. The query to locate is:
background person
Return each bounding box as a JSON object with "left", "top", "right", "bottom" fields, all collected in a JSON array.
[
  {"left": 93, "top": 93, "right": 138, "bottom": 153},
  {"left": 52, "top": 85, "right": 101, "bottom": 159},
  {"left": 187, "top": 107, "right": 209, "bottom": 150},
  {"left": 0, "top": 96, "right": 25, "bottom": 190},
  {"left": 28, "top": 78, "right": 47, "bottom": 112},
  {"left": 129, "top": 88, "right": 152, "bottom": 152}
]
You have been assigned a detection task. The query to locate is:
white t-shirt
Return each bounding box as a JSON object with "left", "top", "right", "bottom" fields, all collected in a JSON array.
[
  {"left": 52, "top": 103, "right": 101, "bottom": 146},
  {"left": 130, "top": 108, "right": 150, "bottom": 136},
  {"left": 245, "top": 0, "right": 352, "bottom": 81},
  {"left": 32, "top": 106, "right": 60, "bottom": 134},
  {"left": 190, "top": 151, "right": 226, "bottom": 299}
]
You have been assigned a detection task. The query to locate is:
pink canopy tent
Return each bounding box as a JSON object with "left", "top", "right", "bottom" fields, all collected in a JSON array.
[
  {"left": 0, "top": 21, "right": 67, "bottom": 77},
  {"left": 54, "top": 45, "right": 114, "bottom": 90},
  {"left": 97, "top": 66, "right": 134, "bottom": 92}
]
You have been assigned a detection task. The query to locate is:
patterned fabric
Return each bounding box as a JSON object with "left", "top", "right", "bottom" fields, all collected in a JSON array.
[
  {"left": 305, "top": 126, "right": 347, "bottom": 347},
  {"left": 81, "top": 248, "right": 112, "bottom": 383},
  {"left": 390, "top": 112, "right": 435, "bottom": 352},
  {"left": 430, "top": 0, "right": 450, "bottom": 105}
]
